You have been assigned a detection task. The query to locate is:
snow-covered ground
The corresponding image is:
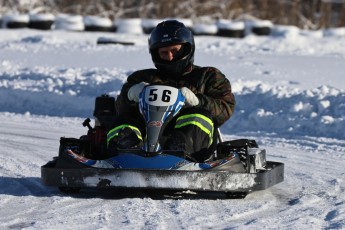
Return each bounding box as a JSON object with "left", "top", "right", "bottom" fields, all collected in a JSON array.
[{"left": 0, "top": 26, "right": 344, "bottom": 229}]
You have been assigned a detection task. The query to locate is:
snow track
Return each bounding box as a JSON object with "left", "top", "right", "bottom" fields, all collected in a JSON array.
[
  {"left": 0, "top": 113, "right": 344, "bottom": 229},
  {"left": 0, "top": 28, "right": 344, "bottom": 229}
]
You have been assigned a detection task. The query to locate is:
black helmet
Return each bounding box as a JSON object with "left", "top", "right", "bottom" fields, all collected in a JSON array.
[{"left": 148, "top": 20, "right": 195, "bottom": 76}]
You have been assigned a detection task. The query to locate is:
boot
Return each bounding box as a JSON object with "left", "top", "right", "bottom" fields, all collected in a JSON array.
[{"left": 117, "top": 127, "right": 142, "bottom": 149}]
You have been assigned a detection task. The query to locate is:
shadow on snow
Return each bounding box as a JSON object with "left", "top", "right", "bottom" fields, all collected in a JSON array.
[{"left": 0, "top": 176, "right": 245, "bottom": 200}]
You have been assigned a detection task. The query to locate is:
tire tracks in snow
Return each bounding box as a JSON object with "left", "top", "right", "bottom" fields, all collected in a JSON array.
[{"left": 0, "top": 114, "right": 344, "bottom": 229}]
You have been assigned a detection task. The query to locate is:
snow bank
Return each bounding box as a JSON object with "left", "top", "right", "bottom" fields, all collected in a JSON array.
[
  {"left": 0, "top": 28, "right": 344, "bottom": 139},
  {"left": 227, "top": 81, "right": 345, "bottom": 139},
  {"left": 323, "top": 27, "right": 345, "bottom": 37},
  {"left": 0, "top": 66, "right": 343, "bottom": 139}
]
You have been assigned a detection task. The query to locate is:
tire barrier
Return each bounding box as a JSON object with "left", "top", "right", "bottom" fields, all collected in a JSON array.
[{"left": 1, "top": 14, "right": 343, "bottom": 39}]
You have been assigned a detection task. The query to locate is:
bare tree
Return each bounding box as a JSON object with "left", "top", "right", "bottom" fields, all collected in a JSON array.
[
  {"left": 339, "top": 3, "right": 345, "bottom": 26},
  {"left": 1, "top": 0, "right": 344, "bottom": 29}
]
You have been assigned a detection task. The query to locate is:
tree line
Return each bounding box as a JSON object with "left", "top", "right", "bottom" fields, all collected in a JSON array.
[{"left": 1, "top": 0, "right": 345, "bottom": 29}]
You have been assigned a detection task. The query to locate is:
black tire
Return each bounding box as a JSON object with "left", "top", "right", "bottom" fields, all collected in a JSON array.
[
  {"left": 58, "top": 187, "right": 81, "bottom": 194},
  {"left": 225, "top": 192, "right": 248, "bottom": 199}
]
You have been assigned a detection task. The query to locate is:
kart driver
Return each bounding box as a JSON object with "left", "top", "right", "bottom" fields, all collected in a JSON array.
[{"left": 107, "top": 20, "right": 235, "bottom": 162}]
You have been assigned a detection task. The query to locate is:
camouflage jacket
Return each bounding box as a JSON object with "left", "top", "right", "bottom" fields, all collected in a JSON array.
[{"left": 115, "top": 65, "right": 236, "bottom": 127}]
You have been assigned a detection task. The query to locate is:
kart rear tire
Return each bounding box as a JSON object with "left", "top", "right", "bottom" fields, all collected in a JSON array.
[
  {"left": 58, "top": 187, "right": 81, "bottom": 194},
  {"left": 225, "top": 192, "right": 248, "bottom": 199}
]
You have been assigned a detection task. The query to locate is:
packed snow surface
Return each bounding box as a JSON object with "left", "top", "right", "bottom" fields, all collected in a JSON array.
[{"left": 0, "top": 26, "right": 344, "bottom": 229}]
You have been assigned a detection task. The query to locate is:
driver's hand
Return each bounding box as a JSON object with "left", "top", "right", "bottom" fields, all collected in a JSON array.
[
  {"left": 181, "top": 87, "right": 199, "bottom": 106},
  {"left": 127, "top": 82, "right": 149, "bottom": 102}
]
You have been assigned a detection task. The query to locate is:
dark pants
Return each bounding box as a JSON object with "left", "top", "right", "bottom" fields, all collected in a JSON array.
[{"left": 163, "top": 108, "right": 216, "bottom": 162}]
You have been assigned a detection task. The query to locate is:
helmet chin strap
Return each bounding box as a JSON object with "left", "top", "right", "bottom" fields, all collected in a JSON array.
[{"left": 156, "top": 63, "right": 192, "bottom": 78}]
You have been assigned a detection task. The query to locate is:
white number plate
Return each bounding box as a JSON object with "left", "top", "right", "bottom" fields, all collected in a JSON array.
[{"left": 144, "top": 85, "right": 179, "bottom": 106}]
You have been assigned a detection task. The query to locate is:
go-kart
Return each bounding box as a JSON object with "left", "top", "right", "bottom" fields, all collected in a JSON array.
[{"left": 41, "top": 85, "right": 284, "bottom": 198}]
